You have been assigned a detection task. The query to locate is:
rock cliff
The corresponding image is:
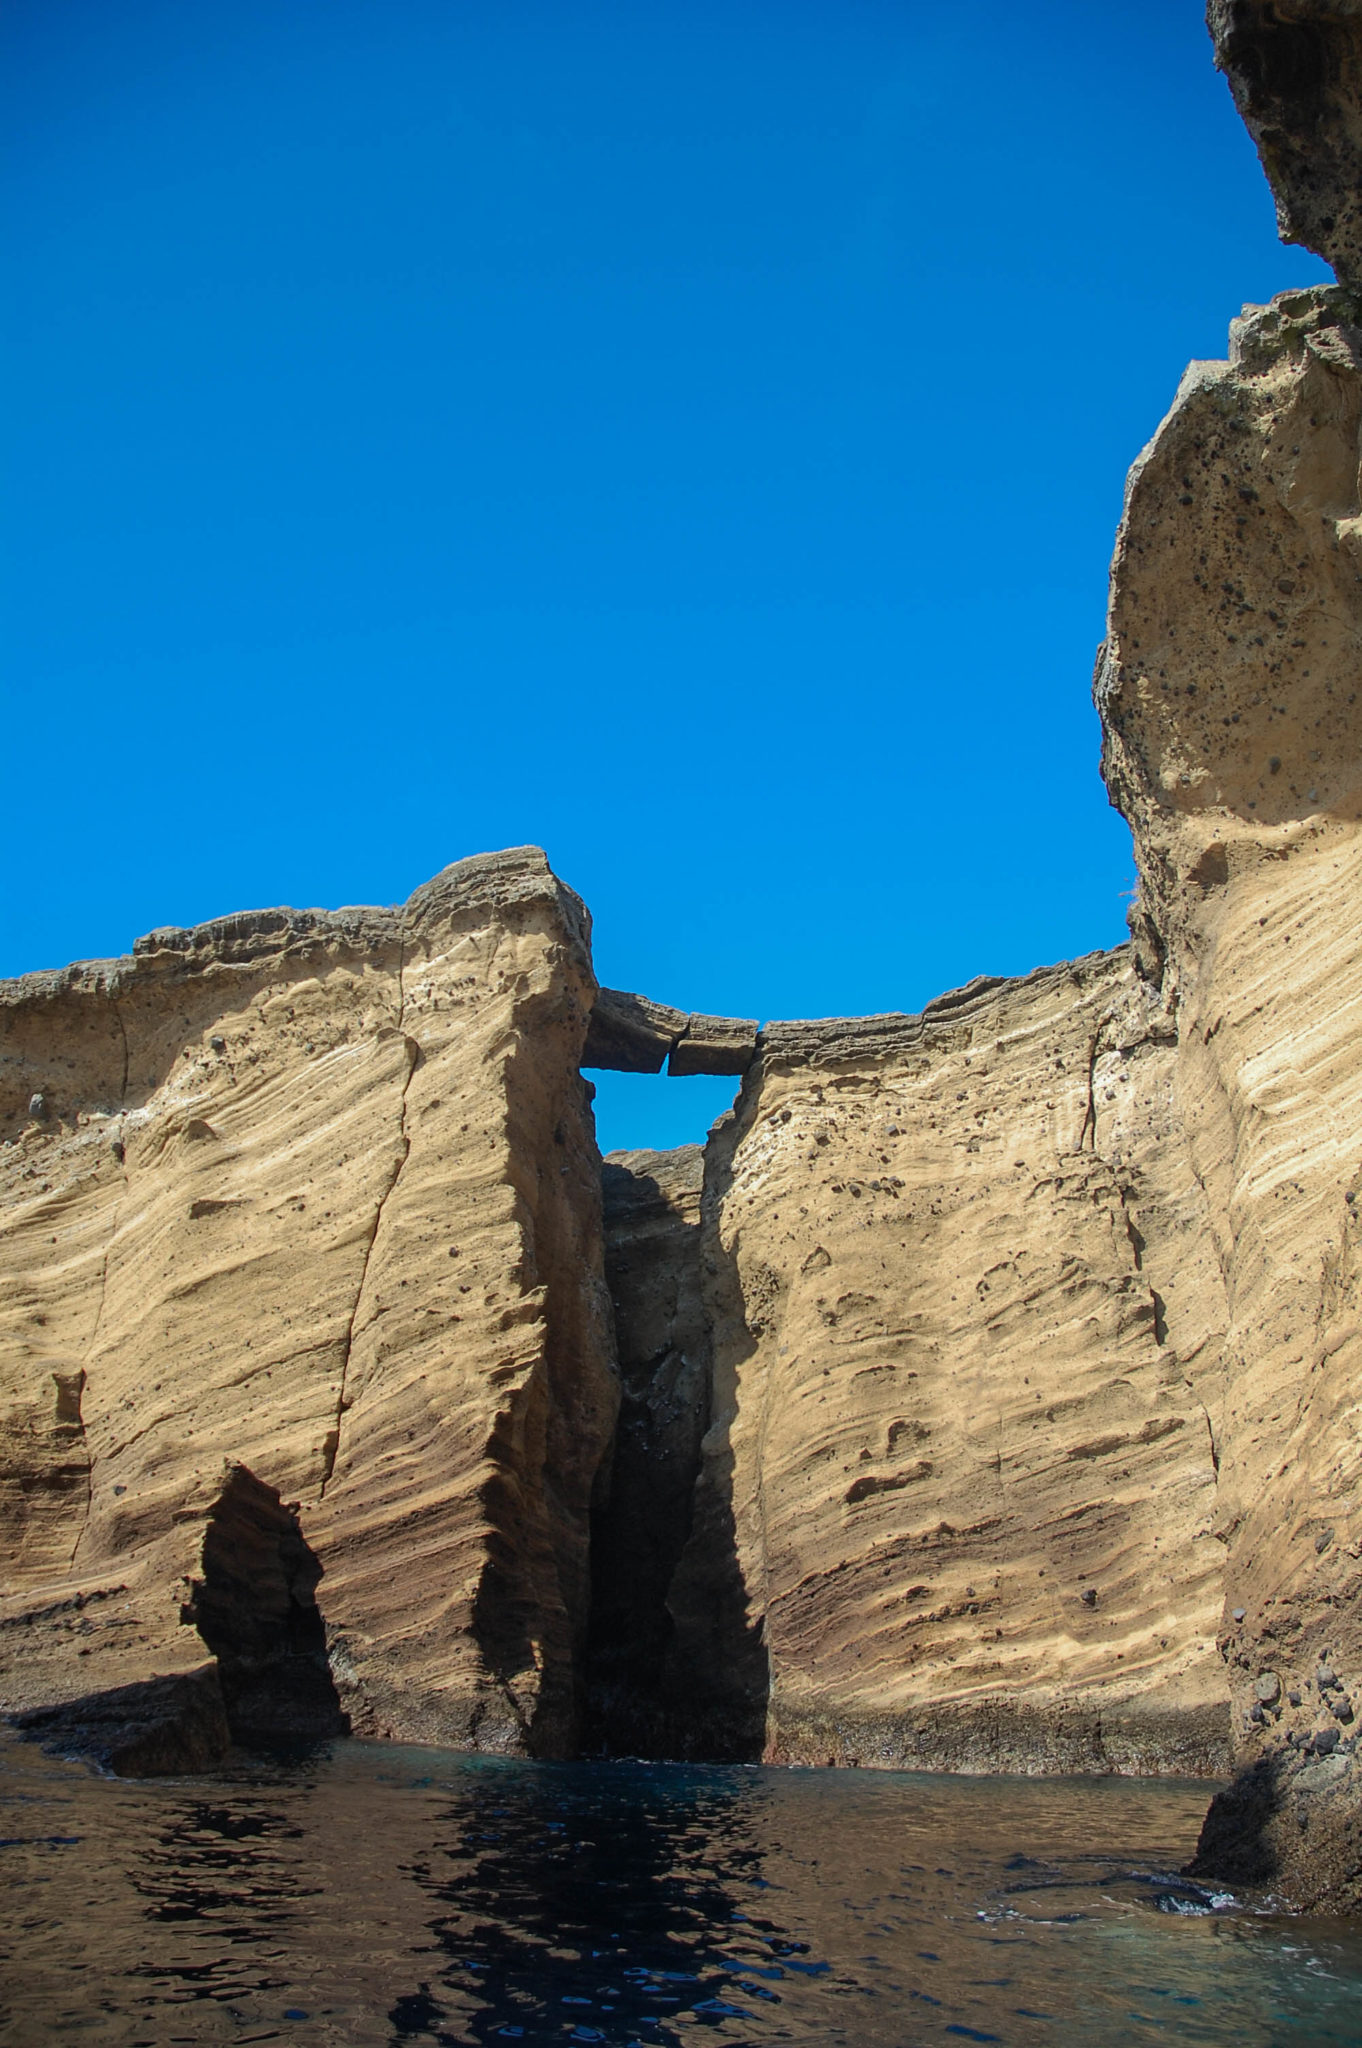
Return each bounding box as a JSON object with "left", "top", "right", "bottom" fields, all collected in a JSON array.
[
  {"left": 1097, "top": 282, "right": 1362, "bottom": 1906},
  {"left": 0, "top": 848, "right": 618, "bottom": 1759},
  {"left": 636, "top": 957, "right": 1231, "bottom": 1777},
  {"left": 4, "top": 0, "right": 1362, "bottom": 1916}
]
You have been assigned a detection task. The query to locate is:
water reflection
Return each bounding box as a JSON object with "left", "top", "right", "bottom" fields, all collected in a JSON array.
[
  {"left": 4, "top": 1734, "right": 1362, "bottom": 2046},
  {"left": 125, "top": 1793, "right": 310, "bottom": 2021},
  {"left": 393, "top": 1765, "right": 808, "bottom": 2042}
]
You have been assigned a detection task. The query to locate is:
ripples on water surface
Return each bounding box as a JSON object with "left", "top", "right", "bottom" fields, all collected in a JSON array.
[{"left": 3, "top": 1733, "right": 1362, "bottom": 2045}]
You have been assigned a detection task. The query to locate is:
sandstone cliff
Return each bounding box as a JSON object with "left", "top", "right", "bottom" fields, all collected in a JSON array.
[
  {"left": 1096, "top": 278, "right": 1362, "bottom": 1908},
  {"left": 0, "top": 848, "right": 618, "bottom": 1760},
  {"left": 6, "top": 0, "right": 1362, "bottom": 1921},
  {"left": 632, "top": 957, "right": 1231, "bottom": 1778}
]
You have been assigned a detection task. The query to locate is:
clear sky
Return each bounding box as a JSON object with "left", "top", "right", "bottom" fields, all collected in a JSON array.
[{"left": 3, "top": 0, "right": 1330, "bottom": 1152}]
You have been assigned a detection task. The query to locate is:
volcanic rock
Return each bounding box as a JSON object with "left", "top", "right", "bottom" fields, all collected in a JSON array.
[
  {"left": 1210, "top": 0, "right": 1362, "bottom": 288},
  {"left": 0, "top": 847, "right": 618, "bottom": 1757},
  {"left": 1099, "top": 274, "right": 1362, "bottom": 1909}
]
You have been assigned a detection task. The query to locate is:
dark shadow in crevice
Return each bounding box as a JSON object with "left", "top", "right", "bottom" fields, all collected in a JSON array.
[
  {"left": 184, "top": 1463, "right": 349, "bottom": 1749},
  {"left": 585, "top": 1130, "right": 770, "bottom": 1760},
  {"left": 583, "top": 1147, "right": 711, "bottom": 1753}
]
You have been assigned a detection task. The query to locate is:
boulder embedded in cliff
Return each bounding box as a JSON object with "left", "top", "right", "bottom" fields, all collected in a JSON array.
[
  {"left": 582, "top": 989, "right": 692, "bottom": 1072},
  {"left": 667, "top": 1013, "right": 758, "bottom": 1078}
]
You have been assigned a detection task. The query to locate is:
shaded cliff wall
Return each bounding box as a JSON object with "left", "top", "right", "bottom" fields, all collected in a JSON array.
[
  {"left": 623, "top": 957, "right": 1232, "bottom": 1774},
  {"left": 0, "top": 847, "right": 617, "bottom": 1757},
  {"left": 1100, "top": 282, "right": 1362, "bottom": 1908},
  {"left": 584, "top": 1146, "right": 711, "bottom": 1754}
]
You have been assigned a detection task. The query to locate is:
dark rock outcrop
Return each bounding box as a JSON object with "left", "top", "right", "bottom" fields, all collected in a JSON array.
[
  {"left": 184, "top": 1464, "right": 348, "bottom": 1746},
  {"left": 14, "top": 1665, "right": 229, "bottom": 1777},
  {"left": 1210, "top": 0, "right": 1362, "bottom": 287},
  {"left": 583, "top": 989, "right": 758, "bottom": 1077}
]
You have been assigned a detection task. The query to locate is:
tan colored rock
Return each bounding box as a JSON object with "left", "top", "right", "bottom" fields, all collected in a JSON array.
[
  {"left": 652, "top": 955, "right": 1231, "bottom": 1773},
  {"left": 1099, "top": 285, "right": 1362, "bottom": 1907},
  {"left": 0, "top": 848, "right": 617, "bottom": 1757},
  {"left": 582, "top": 989, "right": 691, "bottom": 1073}
]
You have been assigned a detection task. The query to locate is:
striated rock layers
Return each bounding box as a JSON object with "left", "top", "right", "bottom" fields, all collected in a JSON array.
[
  {"left": 0, "top": 848, "right": 619, "bottom": 1760},
  {"left": 1098, "top": 279, "right": 1362, "bottom": 1909},
  {"left": 627, "top": 958, "right": 1231, "bottom": 1779},
  {"left": 5, "top": 0, "right": 1362, "bottom": 1915}
]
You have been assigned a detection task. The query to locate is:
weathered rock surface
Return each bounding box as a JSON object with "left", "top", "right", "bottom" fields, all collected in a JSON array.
[
  {"left": 0, "top": 847, "right": 617, "bottom": 1758},
  {"left": 1098, "top": 276, "right": 1362, "bottom": 1908},
  {"left": 11, "top": 1664, "right": 230, "bottom": 1777},
  {"left": 6, "top": 0, "right": 1362, "bottom": 1919},
  {"left": 622, "top": 957, "right": 1232, "bottom": 1774},
  {"left": 582, "top": 989, "right": 758, "bottom": 1078},
  {"left": 1210, "top": 0, "right": 1362, "bottom": 289}
]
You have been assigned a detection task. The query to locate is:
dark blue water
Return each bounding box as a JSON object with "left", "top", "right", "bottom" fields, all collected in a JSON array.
[{"left": 3, "top": 1732, "right": 1362, "bottom": 2045}]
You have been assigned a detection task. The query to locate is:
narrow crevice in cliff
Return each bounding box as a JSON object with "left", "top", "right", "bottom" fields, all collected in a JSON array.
[
  {"left": 582, "top": 1147, "right": 711, "bottom": 1754},
  {"left": 56, "top": 1370, "right": 93, "bottom": 1570},
  {"left": 319, "top": 1029, "right": 419, "bottom": 1497},
  {"left": 654, "top": 1096, "right": 772, "bottom": 1760},
  {"left": 184, "top": 1463, "right": 349, "bottom": 1746},
  {"left": 583, "top": 1096, "right": 771, "bottom": 1761},
  {"left": 1080, "top": 1028, "right": 1100, "bottom": 1151},
  {"left": 112, "top": 990, "right": 130, "bottom": 1106}
]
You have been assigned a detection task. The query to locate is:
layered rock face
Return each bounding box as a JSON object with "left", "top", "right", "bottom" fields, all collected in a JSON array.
[
  {"left": 1098, "top": 282, "right": 1362, "bottom": 1908},
  {"left": 0, "top": 847, "right": 617, "bottom": 1759},
  {"left": 6, "top": 0, "right": 1362, "bottom": 1918},
  {"left": 602, "top": 958, "right": 1231, "bottom": 1776}
]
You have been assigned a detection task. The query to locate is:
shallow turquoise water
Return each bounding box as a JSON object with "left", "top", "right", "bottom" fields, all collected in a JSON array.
[{"left": 2, "top": 1734, "right": 1361, "bottom": 2045}]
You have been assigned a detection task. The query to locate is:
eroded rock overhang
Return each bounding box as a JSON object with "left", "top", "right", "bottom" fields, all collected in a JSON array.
[{"left": 581, "top": 986, "right": 758, "bottom": 1077}]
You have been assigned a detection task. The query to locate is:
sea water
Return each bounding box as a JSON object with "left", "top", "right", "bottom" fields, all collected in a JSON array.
[{"left": 3, "top": 1731, "right": 1361, "bottom": 2045}]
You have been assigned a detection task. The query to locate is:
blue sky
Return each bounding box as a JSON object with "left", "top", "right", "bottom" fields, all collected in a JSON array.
[{"left": 3, "top": 0, "right": 1329, "bottom": 1152}]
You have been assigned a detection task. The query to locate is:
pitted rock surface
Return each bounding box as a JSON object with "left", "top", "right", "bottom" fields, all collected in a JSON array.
[{"left": 1210, "top": 0, "right": 1362, "bottom": 288}]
